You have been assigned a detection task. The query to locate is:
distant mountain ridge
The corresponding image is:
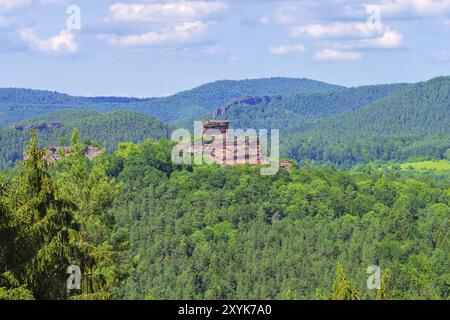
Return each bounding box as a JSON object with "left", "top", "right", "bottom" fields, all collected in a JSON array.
[
  {"left": 0, "top": 77, "right": 343, "bottom": 126},
  {"left": 1, "top": 76, "right": 449, "bottom": 168},
  {"left": 0, "top": 88, "right": 146, "bottom": 104}
]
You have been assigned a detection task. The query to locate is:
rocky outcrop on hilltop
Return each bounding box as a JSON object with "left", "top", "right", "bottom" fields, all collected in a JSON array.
[
  {"left": 24, "top": 145, "right": 103, "bottom": 164},
  {"left": 212, "top": 95, "right": 282, "bottom": 118},
  {"left": 13, "top": 122, "right": 62, "bottom": 132}
]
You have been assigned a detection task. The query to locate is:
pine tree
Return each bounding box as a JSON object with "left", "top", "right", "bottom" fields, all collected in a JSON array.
[
  {"left": 11, "top": 129, "right": 77, "bottom": 299},
  {"left": 54, "top": 138, "right": 123, "bottom": 300},
  {"left": 375, "top": 272, "right": 390, "bottom": 300},
  {"left": 71, "top": 128, "right": 80, "bottom": 147},
  {"left": 331, "top": 262, "right": 360, "bottom": 300}
]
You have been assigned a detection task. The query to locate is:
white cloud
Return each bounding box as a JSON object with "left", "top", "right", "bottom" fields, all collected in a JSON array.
[
  {"left": 314, "top": 49, "right": 363, "bottom": 61},
  {"left": 109, "top": 1, "right": 229, "bottom": 22},
  {"left": 291, "top": 22, "right": 383, "bottom": 39},
  {"left": 370, "top": 0, "right": 450, "bottom": 17},
  {"left": 19, "top": 28, "right": 78, "bottom": 54},
  {"left": 358, "top": 28, "right": 403, "bottom": 48},
  {"left": 166, "top": 45, "right": 228, "bottom": 58},
  {"left": 269, "top": 44, "right": 306, "bottom": 55},
  {"left": 0, "top": 0, "right": 31, "bottom": 12},
  {"left": 336, "top": 28, "right": 404, "bottom": 49},
  {"left": 273, "top": 2, "right": 303, "bottom": 25},
  {"left": 38, "top": 0, "right": 63, "bottom": 4},
  {"left": 100, "top": 20, "right": 207, "bottom": 47}
]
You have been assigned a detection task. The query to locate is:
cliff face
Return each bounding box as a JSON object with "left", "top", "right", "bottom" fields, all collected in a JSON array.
[
  {"left": 13, "top": 122, "right": 62, "bottom": 132},
  {"left": 212, "top": 96, "right": 282, "bottom": 118},
  {"left": 24, "top": 146, "right": 103, "bottom": 164}
]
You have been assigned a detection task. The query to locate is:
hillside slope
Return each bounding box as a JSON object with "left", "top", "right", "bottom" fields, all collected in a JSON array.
[
  {"left": 286, "top": 77, "right": 450, "bottom": 166},
  {"left": 0, "top": 110, "right": 170, "bottom": 168},
  {"left": 217, "top": 83, "right": 409, "bottom": 130},
  {"left": 0, "top": 78, "right": 342, "bottom": 126}
]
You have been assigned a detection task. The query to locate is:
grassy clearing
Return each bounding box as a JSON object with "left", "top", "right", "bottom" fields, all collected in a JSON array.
[{"left": 400, "top": 160, "right": 450, "bottom": 171}]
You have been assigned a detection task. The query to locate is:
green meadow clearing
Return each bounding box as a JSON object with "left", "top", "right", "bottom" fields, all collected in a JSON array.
[{"left": 400, "top": 160, "right": 450, "bottom": 171}]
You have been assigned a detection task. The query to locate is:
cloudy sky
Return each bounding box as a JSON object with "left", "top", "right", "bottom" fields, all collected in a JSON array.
[{"left": 1, "top": 0, "right": 450, "bottom": 96}]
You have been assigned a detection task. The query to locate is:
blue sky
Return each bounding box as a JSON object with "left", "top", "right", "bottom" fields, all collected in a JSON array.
[{"left": 1, "top": 0, "right": 450, "bottom": 97}]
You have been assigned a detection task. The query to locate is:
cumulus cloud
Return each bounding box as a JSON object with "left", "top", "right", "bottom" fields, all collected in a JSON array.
[
  {"left": 314, "top": 49, "right": 363, "bottom": 61},
  {"left": 19, "top": 28, "right": 78, "bottom": 54},
  {"left": 291, "top": 22, "right": 384, "bottom": 39},
  {"left": 370, "top": 0, "right": 450, "bottom": 18},
  {"left": 165, "top": 44, "right": 228, "bottom": 59},
  {"left": 109, "top": 1, "right": 229, "bottom": 22},
  {"left": 272, "top": 2, "right": 303, "bottom": 25},
  {"left": 100, "top": 20, "right": 207, "bottom": 47},
  {"left": 269, "top": 44, "right": 306, "bottom": 55},
  {"left": 336, "top": 28, "right": 404, "bottom": 50},
  {"left": 102, "top": 1, "right": 227, "bottom": 49}
]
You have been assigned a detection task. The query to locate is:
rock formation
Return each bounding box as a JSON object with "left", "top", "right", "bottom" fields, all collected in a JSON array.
[{"left": 24, "top": 145, "right": 103, "bottom": 164}]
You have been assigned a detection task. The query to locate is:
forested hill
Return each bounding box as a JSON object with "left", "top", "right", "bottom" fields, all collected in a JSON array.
[
  {"left": 284, "top": 77, "right": 450, "bottom": 166},
  {"left": 318, "top": 76, "right": 450, "bottom": 138},
  {"left": 0, "top": 88, "right": 144, "bottom": 104},
  {"left": 1, "top": 76, "right": 449, "bottom": 168},
  {"left": 152, "top": 78, "right": 343, "bottom": 123},
  {"left": 219, "top": 83, "right": 410, "bottom": 129},
  {"left": 0, "top": 110, "right": 170, "bottom": 168},
  {"left": 210, "top": 77, "right": 449, "bottom": 166},
  {"left": 0, "top": 78, "right": 342, "bottom": 126}
]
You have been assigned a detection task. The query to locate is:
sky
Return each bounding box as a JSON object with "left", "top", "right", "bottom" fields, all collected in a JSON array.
[{"left": 1, "top": 0, "right": 450, "bottom": 97}]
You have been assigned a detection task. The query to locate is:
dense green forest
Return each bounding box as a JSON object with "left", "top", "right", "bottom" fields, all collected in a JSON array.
[
  {"left": 218, "top": 77, "right": 450, "bottom": 166},
  {"left": 0, "top": 110, "right": 170, "bottom": 168},
  {"left": 284, "top": 77, "right": 450, "bottom": 166},
  {"left": 1, "top": 76, "right": 449, "bottom": 300},
  {"left": 2, "top": 77, "right": 449, "bottom": 169},
  {"left": 0, "top": 131, "right": 127, "bottom": 299},
  {"left": 0, "top": 78, "right": 340, "bottom": 126},
  {"left": 1, "top": 134, "right": 448, "bottom": 300},
  {"left": 219, "top": 83, "right": 409, "bottom": 128}
]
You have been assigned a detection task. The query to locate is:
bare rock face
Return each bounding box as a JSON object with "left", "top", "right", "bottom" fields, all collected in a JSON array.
[
  {"left": 13, "top": 122, "right": 62, "bottom": 132},
  {"left": 212, "top": 95, "right": 283, "bottom": 118},
  {"left": 84, "top": 146, "right": 103, "bottom": 160},
  {"left": 280, "top": 161, "right": 293, "bottom": 171},
  {"left": 24, "top": 146, "right": 103, "bottom": 164}
]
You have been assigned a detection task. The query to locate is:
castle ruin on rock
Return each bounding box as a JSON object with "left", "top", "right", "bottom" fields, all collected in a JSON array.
[
  {"left": 201, "top": 120, "right": 266, "bottom": 166},
  {"left": 200, "top": 120, "right": 292, "bottom": 170}
]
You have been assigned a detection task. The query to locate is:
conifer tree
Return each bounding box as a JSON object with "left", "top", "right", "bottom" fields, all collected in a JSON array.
[
  {"left": 375, "top": 272, "right": 390, "bottom": 300},
  {"left": 11, "top": 129, "right": 77, "bottom": 299},
  {"left": 55, "top": 131, "right": 123, "bottom": 300},
  {"left": 331, "top": 262, "right": 360, "bottom": 300}
]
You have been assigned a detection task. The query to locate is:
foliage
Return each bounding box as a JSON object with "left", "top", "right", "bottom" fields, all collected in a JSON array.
[
  {"left": 0, "top": 131, "right": 127, "bottom": 299},
  {"left": 107, "top": 139, "right": 450, "bottom": 300},
  {"left": 332, "top": 262, "right": 360, "bottom": 300},
  {"left": 0, "top": 110, "right": 171, "bottom": 169}
]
